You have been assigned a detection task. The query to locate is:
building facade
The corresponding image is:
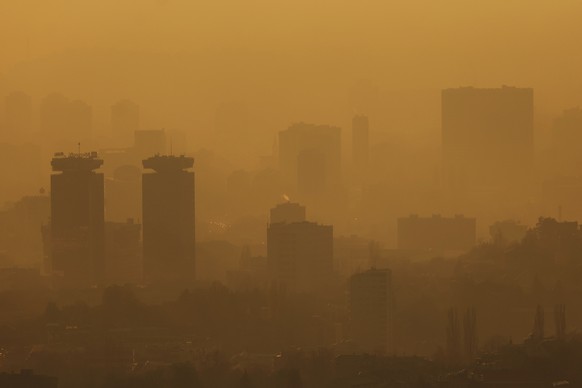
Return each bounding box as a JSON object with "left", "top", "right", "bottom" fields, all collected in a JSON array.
[
  {"left": 267, "top": 205, "right": 333, "bottom": 293},
  {"left": 142, "top": 155, "right": 195, "bottom": 284},
  {"left": 442, "top": 86, "right": 533, "bottom": 192},
  {"left": 349, "top": 268, "right": 394, "bottom": 354},
  {"left": 270, "top": 202, "right": 306, "bottom": 224},
  {"left": 50, "top": 152, "right": 105, "bottom": 286}
]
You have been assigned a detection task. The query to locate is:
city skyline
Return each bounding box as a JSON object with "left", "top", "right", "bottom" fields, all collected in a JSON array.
[{"left": 1, "top": 1, "right": 582, "bottom": 386}]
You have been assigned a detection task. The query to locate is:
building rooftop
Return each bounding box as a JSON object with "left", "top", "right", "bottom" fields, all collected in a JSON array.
[
  {"left": 142, "top": 154, "right": 194, "bottom": 172},
  {"left": 51, "top": 152, "right": 103, "bottom": 172}
]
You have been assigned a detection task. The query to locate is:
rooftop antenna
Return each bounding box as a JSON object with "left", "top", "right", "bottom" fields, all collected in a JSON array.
[
  {"left": 170, "top": 136, "right": 173, "bottom": 156},
  {"left": 78, "top": 142, "right": 81, "bottom": 155}
]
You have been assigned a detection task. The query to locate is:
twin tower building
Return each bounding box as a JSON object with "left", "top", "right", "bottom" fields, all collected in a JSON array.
[{"left": 48, "top": 152, "right": 195, "bottom": 288}]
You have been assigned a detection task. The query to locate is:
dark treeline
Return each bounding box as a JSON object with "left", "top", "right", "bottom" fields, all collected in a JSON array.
[{"left": 0, "top": 218, "right": 581, "bottom": 386}]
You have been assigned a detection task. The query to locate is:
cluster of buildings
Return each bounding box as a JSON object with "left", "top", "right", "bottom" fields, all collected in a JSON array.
[
  {"left": 44, "top": 152, "right": 195, "bottom": 288},
  {"left": 40, "top": 149, "right": 397, "bottom": 353},
  {"left": 4, "top": 84, "right": 582, "bottom": 359}
]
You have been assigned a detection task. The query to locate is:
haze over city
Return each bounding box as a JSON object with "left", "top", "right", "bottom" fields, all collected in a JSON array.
[{"left": 1, "top": 1, "right": 582, "bottom": 387}]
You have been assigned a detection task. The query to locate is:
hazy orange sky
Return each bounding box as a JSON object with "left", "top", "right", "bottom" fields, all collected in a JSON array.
[
  {"left": 2, "top": 0, "right": 581, "bottom": 75},
  {"left": 1, "top": 0, "right": 581, "bottom": 151}
]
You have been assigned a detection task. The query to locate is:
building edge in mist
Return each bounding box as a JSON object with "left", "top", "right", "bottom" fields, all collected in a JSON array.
[
  {"left": 349, "top": 268, "right": 394, "bottom": 355},
  {"left": 267, "top": 202, "right": 333, "bottom": 293},
  {"left": 142, "top": 154, "right": 195, "bottom": 285},
  {"left": 48, "top": 151, "right": 105, "bottom": 287},
  {"left": 441, "top": 86, "right": 534, "bottom": 194},
  {"left": 270, "top": 202, "right": 306, "bottom": 224}
]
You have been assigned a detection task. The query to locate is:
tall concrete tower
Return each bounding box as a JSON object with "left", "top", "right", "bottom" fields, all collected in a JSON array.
[
  {"left": 350, "top": 268, "right": 394, "bottom": 354},
  {"left": 50, "top": 151, "right": 105, "bottom": 287},
  {"left": 142, "top": 155, "right": 195, "bottom": 284}
]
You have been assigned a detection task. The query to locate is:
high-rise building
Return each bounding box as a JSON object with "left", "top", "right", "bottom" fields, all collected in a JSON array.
[
  {"left": 40, "top": 93, "right": 69, "bottom": 150},
  {"left": 111, "top": 99, "right": 139, "bottom": 146},
  {"left": 267, "top": 203, "right": 333, "bottom": 292},
  {"left": 40, "top": 94, "right": 93, "bottom": 151},
  {"left": 270, "top": 202, "right": 306, "bottom": 224},
  {"left": 349, "top": 268, "right": 394, "bottom": 354},
  {"left": 278, "top": 123, "right": 341, "bottom": 192},
  {"left": 441, "top": 86, "right": 533, "bottom": 191},
  {"left": 297, "top": 149, "right": 327, "bottom": 198},
  {"left": 142, "top": 155, "right": 195, "bottom": 284},
  {"left": 352, "top": 115, "right": 369, "bottom": 173},
  {"left": 49, "top": 152, "right": 105, "bottom": 286},
  {"left": 334, "top": 235, "right": 371, "bottom": 277}
]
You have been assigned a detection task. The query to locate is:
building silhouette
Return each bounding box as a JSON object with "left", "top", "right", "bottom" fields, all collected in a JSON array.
[
  {"left": 49, "top": 152, "right": 105, "bottom": 287},
  {"left": 349, "top": 268, "right": 394, "bottom": 354},
  {"left": 442, "top": 86, "right": 533, "bottom": 192},
  {"left": 40, "top": 93, "right": 70, "bottom": 150},
  {"left": 270, "top": 202, "right": 306, "bottom": 224},
  {"left": 40, "top": 94, "right": 93, "bottom": 151},
  {"left": 297, "top": 148, "right": 327, "bottom": 199},
  {"left": 111, "top": 99, "right": 140, "bottom": 146},
  {"left": 397, "top": 214, "right": 476, "bottom": 252},
  {"left": 278, "top": 123, "right": 341, "bottom": 193},
  {"left": 334, "top": 235, "right": 371, "bottom": 277},
  {"left": 267, "top": 203, "right": 333, "bottom": 292},
  {"left": 142, "top": 155, "right": 195, "bottom": 284}
]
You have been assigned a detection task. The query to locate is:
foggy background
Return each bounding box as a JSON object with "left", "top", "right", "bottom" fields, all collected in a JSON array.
[{"left": 2, "top": 1, "right": 582, "bottom": 386}]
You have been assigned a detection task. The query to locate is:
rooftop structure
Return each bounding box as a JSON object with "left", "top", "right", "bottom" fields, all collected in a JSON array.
[
  {"left": 270, "top": 202, "right": 306, "bottom": 224},
  {"left": 49, "top": 150, "right": 105, "bottom": 287},
  {"left": 142, "top": 154, "right": 194, "bottom": 173},
  {"left": 51, "top": 152, "right": 103, "bottom": 172}
]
